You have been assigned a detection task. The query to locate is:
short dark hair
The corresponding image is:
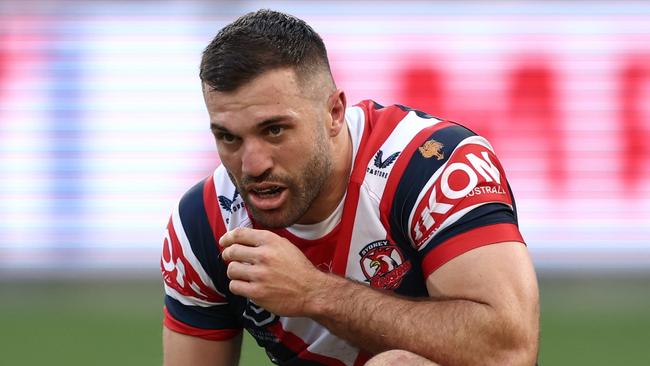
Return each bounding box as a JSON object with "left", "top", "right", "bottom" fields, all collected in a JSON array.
[{"left": 200, "top": 9, "right": 332, "bottom": 92}]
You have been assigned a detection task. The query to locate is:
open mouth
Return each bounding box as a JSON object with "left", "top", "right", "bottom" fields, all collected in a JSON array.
[
  {"left": 250, "top": 185, "right": 285, "bottom": 198},
  {"left": 246, "top": 184, "right": 288, "bottom": 210}
]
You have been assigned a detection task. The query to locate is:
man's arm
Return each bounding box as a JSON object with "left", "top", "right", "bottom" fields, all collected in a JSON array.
[
  {"left": 221, "top": 228, "right": 539, "bottom": 366},
  {"left": 309, "top": 242, "right": 539, "bottom": 366},
  {"left": 163, "top": 327, "right": 242, "bottom": 366}
]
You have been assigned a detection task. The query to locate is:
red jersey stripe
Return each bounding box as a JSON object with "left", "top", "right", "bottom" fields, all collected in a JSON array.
[
  {"left": 421, "top": 223, "right": 524, "bottom": 278},
  {"left": 203, "top": 174, "right": 227, "bottom": 253},
  {"left": 332, "top": 101, "right": 409, "bottom": 275},
  {"left": 163, "top": 306, "right": 241, "bottom": 341}
]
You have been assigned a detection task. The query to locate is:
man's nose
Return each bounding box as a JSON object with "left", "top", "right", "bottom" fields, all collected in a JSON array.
[{"left": 241, "top": 139, "right": 273, "bottom": 178}]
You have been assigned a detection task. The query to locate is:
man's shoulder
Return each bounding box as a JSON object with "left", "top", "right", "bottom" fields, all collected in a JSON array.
[
  {"left": 350, "top": 101, "right": 497, "bottom": 233},
  {"left": 174, "top": 165, "right": 246, "bottom": 232},
  {"left": 351, "top": 100, "right": 474, "bottom": 188},
  {"left": 177, "top": 166, "right": 234, "bottom": 210},
  {"left": 350, "top": 100, "right": 444, "bottom": 128},
  {"left": 349, "top": 100, "right": 472, "bottom": 154}
]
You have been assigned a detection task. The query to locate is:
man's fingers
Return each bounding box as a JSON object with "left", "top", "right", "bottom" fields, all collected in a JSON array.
[
  {"left": 219, "top": 227, "right": 267, "bottom": 248},
  {"left": 221, "top": 243, "right": 257, "bottom": 263},
  {"left": 226, "top": 261, "right": 255, "bottom": 281},
  {"left": 229, "top": 279, "right": 255, "bottom": 298}
]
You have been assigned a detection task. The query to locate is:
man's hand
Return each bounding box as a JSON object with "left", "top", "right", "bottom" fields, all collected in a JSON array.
[{"left": 219, "top": 227, "right": 326, "bottom": 316}]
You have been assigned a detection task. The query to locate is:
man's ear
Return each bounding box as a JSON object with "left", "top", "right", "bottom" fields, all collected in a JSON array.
[{"left": 327, "top": 89, "right": 347, "bottom": 137}]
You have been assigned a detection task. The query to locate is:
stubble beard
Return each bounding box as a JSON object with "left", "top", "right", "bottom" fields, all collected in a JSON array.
[{"left": 230, "top": 134, "right": 333, "bottom": 229}]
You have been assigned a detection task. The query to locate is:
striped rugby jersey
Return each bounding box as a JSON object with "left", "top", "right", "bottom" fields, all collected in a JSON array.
[{"left": 160, "top": 100, "right": 524, "bottom": 366}]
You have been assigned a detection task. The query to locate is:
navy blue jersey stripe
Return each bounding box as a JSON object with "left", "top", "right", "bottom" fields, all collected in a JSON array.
[
  {"left": 395, "top": 104, "right": 437, "bottom": 119},
  {"left": 263, "top": 343, "right": 329, "bottom": 366},
  {"left": 165, "top": 295, "right": 241, "bottom": 330},
  {"left": 419, "top": 203, "right": 518, "bottom": 256},
  {"left": 507, "top": 181, "right": 518, "bottom": 222},
  {"left": 177, "top": 179, "right": 229, "bottom": 294},
  {"left": 389, "top": 124, "right": 477, "bottom": 246}
]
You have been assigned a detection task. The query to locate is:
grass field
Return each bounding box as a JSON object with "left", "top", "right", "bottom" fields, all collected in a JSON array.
[{"left": 1, "top": 274, "right": 648, "bottom": 365}]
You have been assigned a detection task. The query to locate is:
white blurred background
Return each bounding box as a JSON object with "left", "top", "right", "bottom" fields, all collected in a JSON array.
[{"left": 1, "top": 0, "right": 649, "bottom": 277}]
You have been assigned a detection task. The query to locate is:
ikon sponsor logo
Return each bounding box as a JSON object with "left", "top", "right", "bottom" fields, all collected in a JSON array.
[
  {"left": 412, "top": 146, "right": 508, "bottom": 246},
  {"left": 467, "top": 185, "right": 506, "bottom": 196}
]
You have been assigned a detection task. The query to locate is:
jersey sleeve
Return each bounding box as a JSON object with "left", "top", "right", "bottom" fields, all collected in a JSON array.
[
  {"left": 160, "top": 178, "right": 242, "bottom": 341},
  {"left": 389, "top": 123, "right": 524, "bottom": 279}
]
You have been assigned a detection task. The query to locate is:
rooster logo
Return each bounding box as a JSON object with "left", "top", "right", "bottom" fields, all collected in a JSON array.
[
  {"left": 418, "top": 139, "right": 444, "bottom": 160},
  {"left": 369, "top": 254, "right": 399, "bottom": 276},
  {"left": 218, "top": 190, "right": 240, "bottom": 213},
  {"left": 359, "top": 240, "right": 412, "bottom": 290},
  {"left": 373, "top": 150, "right": 400, "bottom": 169}
]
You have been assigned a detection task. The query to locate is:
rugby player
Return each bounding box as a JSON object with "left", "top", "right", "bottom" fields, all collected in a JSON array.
[{"left": 161, "top": 9, "right": 539, "bottom": 366}]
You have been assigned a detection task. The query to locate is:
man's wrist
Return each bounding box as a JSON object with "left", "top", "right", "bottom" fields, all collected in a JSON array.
[{"left": 302, "top": 271, "right": 346, "bottom": 319}]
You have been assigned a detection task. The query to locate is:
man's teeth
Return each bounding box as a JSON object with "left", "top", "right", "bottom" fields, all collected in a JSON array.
[{"left": 254, "top": 186, "right": 281, "bottom": 194}]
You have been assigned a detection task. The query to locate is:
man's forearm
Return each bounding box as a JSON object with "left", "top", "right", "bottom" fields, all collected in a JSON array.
[
  {"left": 304, "top": 273, "right": 532, "bottom": 366},
  {"left": 219, "top": 229, "right": 538, "bottom": 364}
]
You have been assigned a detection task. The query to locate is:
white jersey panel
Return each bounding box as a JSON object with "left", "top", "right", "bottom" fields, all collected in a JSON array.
[
  {"left": 345, "top": 106, "right": 366, "bottom": 170},
  {"left": 212, "top": 166, "right": 252, "bottom": 231},
  {"left": 344, "top": 111, "right": 441, "bottom": 280},
  {"left": 279, "top": 317, "right": 359, "bottom": 366}
]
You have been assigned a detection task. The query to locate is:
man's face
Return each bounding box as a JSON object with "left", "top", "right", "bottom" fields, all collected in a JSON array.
[{"left": 203, "top": 68, "right": 333, "bottom": 228}]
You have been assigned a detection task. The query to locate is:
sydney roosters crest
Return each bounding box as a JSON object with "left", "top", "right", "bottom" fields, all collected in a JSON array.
[{"left": 359, "top": 240, "right": 411, "bottom": 290}]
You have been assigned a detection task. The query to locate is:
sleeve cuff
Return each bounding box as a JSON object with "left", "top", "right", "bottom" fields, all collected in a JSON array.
[
  {"left": 421, "top": 223, "right": 524, "bottom": 278},
  {"left": 163, "top": 306, "right": 242, "bottom": 341}
]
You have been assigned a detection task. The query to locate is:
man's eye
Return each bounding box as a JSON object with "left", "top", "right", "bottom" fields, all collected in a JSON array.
[
  {"left": 268, "top": 126, "right": 284, "bottom": 137},
  {"left": 217, "top": 133, "right": 236, "bottom": 143}
]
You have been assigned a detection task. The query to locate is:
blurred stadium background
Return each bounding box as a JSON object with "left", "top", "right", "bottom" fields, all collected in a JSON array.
[{"left": 1, "top": 0, "right": 649, "bottom": 365}]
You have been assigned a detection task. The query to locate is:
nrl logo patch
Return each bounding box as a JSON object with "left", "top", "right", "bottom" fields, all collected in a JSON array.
[
  {"left": 359, "top": 240, "right": 411, "bottom": 290},
  {"left": 419, "top": 139, "right": 444, "bottom": 160}
]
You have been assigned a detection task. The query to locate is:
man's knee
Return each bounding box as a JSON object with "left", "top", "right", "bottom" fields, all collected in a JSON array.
[{"left": 365, "top": 349, "right": 440, "bottom": 366}]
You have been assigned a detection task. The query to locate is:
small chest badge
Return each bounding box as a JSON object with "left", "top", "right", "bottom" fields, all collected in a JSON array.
[
  {"left": 359, "top": 240, "right": 411, "bottom": 290},
  {"left": 419, "top": 139, "right": 444, "bottom": 160}
]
